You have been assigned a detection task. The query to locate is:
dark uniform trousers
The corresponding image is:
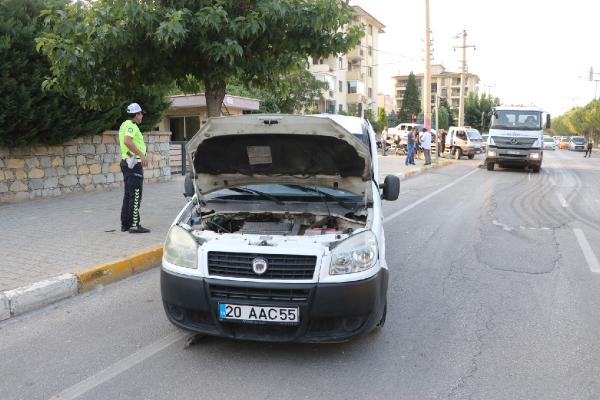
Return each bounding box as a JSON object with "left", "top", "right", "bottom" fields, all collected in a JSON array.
[{"left": 120, "top": 160, "right": 144, "bottom": 229}]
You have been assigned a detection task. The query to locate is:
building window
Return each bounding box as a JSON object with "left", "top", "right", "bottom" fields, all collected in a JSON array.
[
  {"left": 367, "top": 66, "right": 372, "bottom": 77},
  {"left": 347, "top": 80, "right": 365, "bottom": 95},
  {"left": 339, "top": 104, "right": 343, "bottom": 113},
  {"left": 368, "top": 87, "right": 372, "bottom": 98},
  {"left": 441, "top": 88, "right": 447, "bottom": 97},
  {"left": 339, "top": 57, "right": 343, "bottom": 69},
  {"left": 312, "top": 57, "right": 319, "bottom": 65},
  {"left": 169, "top": 116, "right": 200, "bottom": 141},
  {"left": 347, "top": 62, "right": 352, "bottom": 71},
  {"left": 368, "top": 46, "right": 372, "bottom": 56},
  {"left": 339, "top": 80, "right": 343, "bottom": 93},
  {"left": 368, "top": 24, "right": 373, "bottom": 35}
]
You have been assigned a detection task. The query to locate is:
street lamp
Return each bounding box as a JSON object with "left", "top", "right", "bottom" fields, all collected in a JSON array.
[{"left": 589, "top": 67, "right": 600, "bottom": 100}]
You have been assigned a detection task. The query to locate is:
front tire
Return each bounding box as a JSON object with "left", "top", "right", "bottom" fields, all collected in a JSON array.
[
  {"left": 454, "top": 148, "right": 462, "bottom": 160},
  {"left": 468, "top": 154, "right": 475, "bottom": 159},
  {"left": 376, "top": 302, "right": 387, "bottom": 329},
  {"left": 531, "top": 165, "right": 541, "bottom": 173},
  {"left": 486, "top": 162, "right": 495, "bottom": 171}
]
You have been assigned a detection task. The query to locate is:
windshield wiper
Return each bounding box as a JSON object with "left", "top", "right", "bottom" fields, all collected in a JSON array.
[
  {"left": 282, "top": 184, "right": 358, "bottom": 211},
  {"left": 227, "top": 187, "right": 285, "bottom": 205}
]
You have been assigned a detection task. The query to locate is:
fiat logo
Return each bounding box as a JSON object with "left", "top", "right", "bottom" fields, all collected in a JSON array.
[{"left": 252, "top": 258, "right": 268, "bottom": 275}]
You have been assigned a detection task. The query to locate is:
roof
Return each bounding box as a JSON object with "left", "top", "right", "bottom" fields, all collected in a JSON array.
[
  {"left": 494, "top": 106, "right": 544, "bottom": 112},
  {"left": 352, "top": 5, "right": 385, "bottom": 32},
  {"left": 168, "top": 94, "right": 260, "bottom": 110}
]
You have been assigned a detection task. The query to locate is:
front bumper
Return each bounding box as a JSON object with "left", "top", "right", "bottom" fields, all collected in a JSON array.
[
  {"left": 161, "top": 268, "right": 388, "bottom": 343},
  {"left": 485, "top": 148, "right": 542, "bottom": 166}
]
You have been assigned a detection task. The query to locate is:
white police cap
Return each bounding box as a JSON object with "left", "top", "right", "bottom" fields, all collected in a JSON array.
[{"left": 126, "top": 103, "right": 143, "bottom": 114}]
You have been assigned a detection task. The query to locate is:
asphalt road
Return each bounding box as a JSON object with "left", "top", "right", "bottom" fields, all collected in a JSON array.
[{"left": 2, "top": 149, "right": 600, "bottom": 400}]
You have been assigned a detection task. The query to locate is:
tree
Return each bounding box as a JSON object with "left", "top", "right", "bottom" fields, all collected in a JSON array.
[
  {"left": 377, "top": 107, "right": 388, "bottom": 128},
  {"left": 439, "top": 97, "right": 455, "bottom": 127},
  {"left": 364, "top": 109, "right": 381, "bottom": 133},
  {"left": 37, "top": 0, "right": 363, "bottom": 117},
  {"left": 0, "top": 0, "right": 168, "bottom": 146},
  {"left": 464, "top": 92, "right": 501, "bottom": 131},
  {"left": 387, "top": 112, "right": 399, "bottom": 127},
  {"left": 399, "top": 72, "right": 421, "bottom": 122}
]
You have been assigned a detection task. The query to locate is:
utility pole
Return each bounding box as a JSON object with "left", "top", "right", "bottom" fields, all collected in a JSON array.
[
  {"left": 423, "top": 0, "right": 432, "bottom": 131},
  {"left": 483, "top": 84, "right": 495, "bottom": 97},
  {"left": 454, "top": 30, "right": 475, "bottom": 126},
  {"left": 589, "top": 67, "right": 600, "bottom": 100}
]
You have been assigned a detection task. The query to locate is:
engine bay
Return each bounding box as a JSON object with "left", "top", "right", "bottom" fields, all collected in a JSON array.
[{"left": 190, "top": 211, "right": 365, "bottom": 236}]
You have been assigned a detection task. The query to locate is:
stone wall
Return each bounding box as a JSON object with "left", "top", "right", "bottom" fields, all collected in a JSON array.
[{"left": 0, "top": 131, "right": 171, "bottom": 203}]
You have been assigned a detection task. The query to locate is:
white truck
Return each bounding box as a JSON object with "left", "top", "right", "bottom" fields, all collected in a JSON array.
[
  {"left": 484, "top": 106, "right": 551, "bottom": 173},
  {"left": 445, "top": 126, "right": 484, "bottom": 160}
]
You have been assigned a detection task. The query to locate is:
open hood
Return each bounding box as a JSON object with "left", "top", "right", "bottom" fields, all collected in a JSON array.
[{"left": 186, "top": 115, "right": 373, "bottom": 200}]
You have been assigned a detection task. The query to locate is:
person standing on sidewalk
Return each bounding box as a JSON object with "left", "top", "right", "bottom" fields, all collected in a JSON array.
[
  {"left": 406, "top": 128, "right": 416, "bottom": 165},
  {"left": 119, "top": 103, "right": 151, "bottom": 234},
  {"left": 420, "top": 127, "right": 432, "bottom": 165},
  {"left": 585, "top": 139, "right": 593, "bottom": 158},
  {"left": 381, "top": 126, "right": 388, "bottom": 156}
]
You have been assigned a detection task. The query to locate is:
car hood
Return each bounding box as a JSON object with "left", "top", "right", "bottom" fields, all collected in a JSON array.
[{"left": 186, "top": 115, "right": 373, "bottom": 200}]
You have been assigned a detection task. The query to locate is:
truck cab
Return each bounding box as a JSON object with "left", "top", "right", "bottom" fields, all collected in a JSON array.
[
  {"left": 445, "top": 126, "right": 483, "bottom": 160},
  {"left": 484, "top": 106, "right": 550, "bottom": 173}
]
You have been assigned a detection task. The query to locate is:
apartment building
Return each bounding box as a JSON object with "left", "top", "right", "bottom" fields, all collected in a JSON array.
[
  {"left": 308, "top": 5, "right": 385, "bottom": 116},
  {"left": 392, "top": 64, "right": 480, "bottom": 112}
]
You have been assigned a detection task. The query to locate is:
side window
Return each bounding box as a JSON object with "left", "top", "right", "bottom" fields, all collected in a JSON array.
[{"left": 457, "top": 131, "right": 467, "bottom": 140}]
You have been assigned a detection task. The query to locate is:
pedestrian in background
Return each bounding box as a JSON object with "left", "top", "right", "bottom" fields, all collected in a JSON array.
[
  {"left": 585, "top": 139, "right": 593, "bottom": 158},
  {"left": 119, "top": 103, "right": 151, "bottom": 234},
  {"left": 420, "top": 127, "right": 432, "bottom": 165},
  {"left": 406, "top": 128, "right": 416, "bottom": 165},
  {"left": 414, "top": 127, "right": 423, "bottom": 160},
  {"left": 381, "top": 125, "right": 388, "bottom": 156},
  {"left": 440, "top": 129, "right": 447, "bottom": 155}
]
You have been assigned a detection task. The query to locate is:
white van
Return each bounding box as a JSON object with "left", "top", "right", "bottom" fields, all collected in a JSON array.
[{"left": 160, "top": 114, "right": 400, "bottom": 342}]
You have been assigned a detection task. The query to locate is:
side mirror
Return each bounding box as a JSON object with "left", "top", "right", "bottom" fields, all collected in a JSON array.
[
  {"left": 546, "top": 114, "right": 551, "bottom": 129},
  {"left": 380, "top": 175, "right": 400, "bottom": 201},
  {"left": 183, "top": 172, "right": 195, "bottom": 198}
]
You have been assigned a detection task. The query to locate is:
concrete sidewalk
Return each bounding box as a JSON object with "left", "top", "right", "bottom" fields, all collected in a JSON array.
[{"left": 0, "top": 154, "right": 451, "bottom": 318}]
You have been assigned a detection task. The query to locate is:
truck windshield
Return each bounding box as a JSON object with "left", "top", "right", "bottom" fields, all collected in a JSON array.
[
  {"left": 491, "top": 110, "right": 542, "bottom": 130},
  {"left": 466, "top": 130, "right": 482, "bottom": 139}
]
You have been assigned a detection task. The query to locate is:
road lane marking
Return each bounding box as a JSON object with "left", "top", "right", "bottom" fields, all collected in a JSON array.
[
  {"left": 557, "top": 193, "right": 568, "bottom": 208},
  {"left": 383, "top": 168, "right": 479, "bottom": 224},
  {"left": 573, "top": 228, "right": 600, "bottom": 274},
  {"left": 49, "top": 330, "right": 188, "bottom": 400}
]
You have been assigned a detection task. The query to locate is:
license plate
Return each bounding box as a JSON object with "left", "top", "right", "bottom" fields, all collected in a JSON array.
[
  {"left": 507, "top": 150, "right": 520, "bottom": 155},
  {"left": 219, "top": 303, "right": 299, "bottom": 324}
]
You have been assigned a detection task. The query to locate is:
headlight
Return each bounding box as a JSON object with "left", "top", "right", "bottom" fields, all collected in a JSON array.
[
  {"left": 530, "top": 152, "right": 540, "bottom": 159},
  {"left": 163, "top": 225, "right": 198, "bottom": 269},
  {"left": 488, "top": 150, "right": 497, "bottom": 157},
  {"left": 330, "top": 231, "right": 378, "bottom": 275}
]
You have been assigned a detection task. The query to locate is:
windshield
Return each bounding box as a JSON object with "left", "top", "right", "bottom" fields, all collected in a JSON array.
[
  {"left": 206, "top": 184, "right": 363, "bottom": 203},
  {"left": 491, "top": 110, "right": 542, "bottom": 130},
  {"left": 543, "top": 137, "right": 554, "bottom": 142},
  {"left": 466, "top": 130, "right": 482, "bottom": 139},
  {"left": 572, "top": 137, "right": 585, "bottom": 143}
]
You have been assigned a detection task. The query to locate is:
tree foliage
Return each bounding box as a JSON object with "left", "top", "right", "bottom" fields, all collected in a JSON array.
[
  {"left": 364, "top": 109, "right": 381, "bottom": 133},
  {"left": 398, "top": 72, "right": 421, "bottom": 122},
  {"left": 37, "top": 0, "right": 363, "bottom": 117},
  {"left": 464, "top": 92, "right": 501, "bottom": 131},
  {"left": 0, "top": 0, "right": 167, "bottom": 146},
  {"left": 377, "top": 107, "right": 388, "bottom": 130},
  {"left": 553, "top": 100, "right": 600, "bottom": 143}
]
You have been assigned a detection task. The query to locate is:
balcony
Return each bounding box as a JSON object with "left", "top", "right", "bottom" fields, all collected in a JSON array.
[
  {"left": 310, "top": 63, "right": 335, "bottom": 74},
  {"left": 347, "top": 47, "right": 364, "bottom": 62},
  {"left": 346, "top": 68, "right": 364, "bottom": 81},
  {"left": 347, "top": 93, "right": 364, "bottom": 103}
]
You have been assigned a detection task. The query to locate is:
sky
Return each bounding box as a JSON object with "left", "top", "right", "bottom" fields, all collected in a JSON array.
[{"left": 350, "top": 0, "right": 600, "bottom": 117}]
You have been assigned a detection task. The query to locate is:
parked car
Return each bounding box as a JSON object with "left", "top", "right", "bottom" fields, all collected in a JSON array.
[
  {"left": 161, "top": 114, "right": 400, "bottom": 343},
  {"left": 568, "top": 136, "right": 586, "bottom": 151},
  {"left": 559, "top": 137, "right": 570, "bottom": 149},
  {"left": 543, "top": 135, "right": 556, "bottom": 150}
]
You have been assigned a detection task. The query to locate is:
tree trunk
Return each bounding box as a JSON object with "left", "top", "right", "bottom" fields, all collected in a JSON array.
[{"left": 205, "top": 80, "right": 226, "bottom": 118}]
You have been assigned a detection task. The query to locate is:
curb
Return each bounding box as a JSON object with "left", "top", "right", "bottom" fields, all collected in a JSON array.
[
  {"left": 394, "top": 159, "right": 453, "bottom": 180},
  {"left": 0, "top": 244, "right": 163, "bottom": 321}
]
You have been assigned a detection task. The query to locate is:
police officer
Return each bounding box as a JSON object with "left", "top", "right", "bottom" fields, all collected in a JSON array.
[{"left": 119, "top": 103, "right": 150, "bottom": 233}]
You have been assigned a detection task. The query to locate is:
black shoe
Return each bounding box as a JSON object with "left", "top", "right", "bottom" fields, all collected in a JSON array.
[
  {"left": 121, "top": 226, "right": 130, "bottom": 232},
  {"left": 129, "top": 226, "right": 151, "bottom": 234}
]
